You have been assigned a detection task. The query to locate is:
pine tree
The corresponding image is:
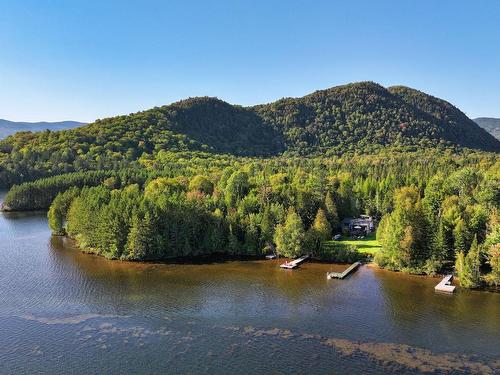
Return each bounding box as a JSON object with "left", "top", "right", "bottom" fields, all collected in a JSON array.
[
  {"left": 324, "top": 192, "right": 339, "bottom": 229},
  {"left": 227, "top": 225, "right": 239, "bottom": 255},
  {"left": 225, "top": 171, "right": 249, "bottom": 207},
  {"left": 376, "top": 187, "right": 430, "bottom": 271},
  {"left": 47, "top": 187, "right": 80, "bottom": 235},
  {"left": 259, "top": 207, "right": 274, "bottom": 245},
  {"left": 453, "top": 219, "right": 467, "bottom": 253},
  {"left": 484, "top": 212, "right": 500, "bottom": 287},
  {"left": 455, "top": 250, "right": 466, "bottom": 282},
  {"left": 399, "top": 225, "right": 415, "bottom": 266},
  {"left": 307, "top": 208, "right": 332, "bottom": 255},
  {"left": 433, "top": 219, "right": 448, "bottom": 261},
  {"left": 485, "top": 244, "right": 500, "bottom": 287},
  {"left": 467, "top": 236, "right": 482, "bottom": 285},
  {"left": 274, "top": 208, "right": 305, "bottom": 258},
  {"left": 312, "top": 208, "right": 332, "bottom": 241},
  {"left": 48, "top": 204, "right": 64, "bottom": 235},
  {"left": 457, "top": 236, "right": 481, "bottom": 288},
  {"left": 125, "top": 212, "right": 155, "bottom": 260}
]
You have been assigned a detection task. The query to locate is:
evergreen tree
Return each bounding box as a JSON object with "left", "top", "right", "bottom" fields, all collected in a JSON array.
[
  {"left": 457, "top": 236, "right": 481, "bottom": 288},
  {"left": 484, "top": 212, "right": 500, "bottom": 287},
  {"left": 307, "top": 208, "right": 332, "bottom": 254},
  {"left": 377, "top": 187, "right": 430, "bottom": 271},
  {"left": 455, "top": 250, "right": 466, "bottom": 284},
  {"left": 47, "top": 187, "right": 80, "bottom": 235},
  {"left": 259, "top": 207, "right": 275, "bottom": 246},
  {"left": 48, "top": 204, "right": 64, "bottom": 235},
  {"left": 225, "top": 171, "right": 250, "bottom": 207},
  {"left": 125, "top": 212, "right": 156, "bottom": 260},
  {"left": 485, "top": 244, "right": 500, "bottom": 287},
  {"left": 433, "top": 219, "right": 448, "bottom": 261},
  {"left": 274, "top": 208, "right": 305, "bottom": 258},
  {"left": 453, "top": 219, "right": 468, "bottom": 253},
  {"left": 95, "top": 207, "right": 124, "bottom": 259},
  {"left": 324, "top": 192, "right": 339, "bottom": 229}
]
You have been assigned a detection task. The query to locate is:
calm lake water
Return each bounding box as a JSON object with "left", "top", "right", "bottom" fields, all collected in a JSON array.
[{"left": 0, "top": 192, "right": 499, "bottom": 374}]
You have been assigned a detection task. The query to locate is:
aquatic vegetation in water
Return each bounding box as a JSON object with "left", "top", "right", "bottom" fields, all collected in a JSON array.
[{"left": 229, "top": 325, "right": 500, "bottom": 374}]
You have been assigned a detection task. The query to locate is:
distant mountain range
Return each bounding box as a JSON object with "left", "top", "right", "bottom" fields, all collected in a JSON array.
[
  {"left": 473, "top": 118, "right": 500, "bottom": 140},
  {"left": 0, "top": 119, "right": 85, "bottom": 139},
  {"left": 0, "top": 81, "right": 498, "bottom": 187},
  {"left": 1, "top": 82, "right": 499, "bottom": 158}
]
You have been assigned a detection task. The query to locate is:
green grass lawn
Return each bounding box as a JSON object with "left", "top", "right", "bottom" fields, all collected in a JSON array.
[{"left": 326, "top": 233, "right": 382, "bottom": 255}]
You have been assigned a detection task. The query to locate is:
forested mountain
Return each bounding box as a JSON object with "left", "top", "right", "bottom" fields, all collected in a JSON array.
[
  {"left": 474, "top": 117, "right": 500, "bottom": 140},
  {"left": 387, "top": 86, "right": 499, "bottom": 150},
  {"left": 256, "top": 82, "right": 500, "bottom": 154},
  {"left": 0, "top": 119, "right": 84, "bottom": 139},
  {"left": 0, "top": 82, "right": 499, "bottom": 187}
]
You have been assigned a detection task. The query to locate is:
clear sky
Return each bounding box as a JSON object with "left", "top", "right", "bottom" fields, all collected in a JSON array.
[{"left": 1, "top": 0, "right": 499, "bottom": 122}]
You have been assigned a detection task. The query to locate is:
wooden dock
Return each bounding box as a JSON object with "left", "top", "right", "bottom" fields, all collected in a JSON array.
[
  {"left": 434, "top": 275, "right": 455, "bottom": 293},
  {"left": 327, "top": 262, "right": 361, "bottom": 279},
  {"left": 280, "top": 255, "right": 309, "bottom": 269}
]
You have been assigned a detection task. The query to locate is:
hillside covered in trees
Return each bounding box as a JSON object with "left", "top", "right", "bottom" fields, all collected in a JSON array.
[
  {"left": 1, "top": 82, "right": 499, "bottom": 290},
  {"left": 0, "top": 82, "right": 499, "bottom": 188}
]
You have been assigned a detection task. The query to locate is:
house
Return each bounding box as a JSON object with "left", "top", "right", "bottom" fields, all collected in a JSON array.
[{"left": 341, "top": 215, "right": 374, "bottom": 236}]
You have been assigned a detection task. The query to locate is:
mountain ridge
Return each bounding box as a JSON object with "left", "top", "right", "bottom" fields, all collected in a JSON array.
[
  {"left": 0, "top": 82, "right": 499, "bottom": 187},
  {"left": 253, "top": 81, "right": 499, "bottom": 153},
  {"left": 0, "top": 119, "right": 85, "bottom": 139},
  {"left": 3, "top": 82, "right": 498, "bottom": 154},
  {"left": 473, "top": 117, "right": 500, "bottom": 140}
]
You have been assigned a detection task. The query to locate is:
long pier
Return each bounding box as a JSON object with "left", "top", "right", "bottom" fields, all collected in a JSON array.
[
  {"left": 280, "top": 255, "right": 309, "bottom": 269},
  {"left": 327, "top": 262, "right": 361, "bottom": 279},
  {"left": 434, "top": 275, "right": 455, "bottom": 293}
]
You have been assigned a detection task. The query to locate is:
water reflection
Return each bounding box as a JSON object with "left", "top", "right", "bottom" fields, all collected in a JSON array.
[{"left": 0, "top": 206, "right": 499, "bottom": 374}]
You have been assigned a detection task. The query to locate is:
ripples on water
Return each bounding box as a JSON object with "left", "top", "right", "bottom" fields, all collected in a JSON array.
[{"left": 0, "top": 200, "right": 499, "bottom": 374}]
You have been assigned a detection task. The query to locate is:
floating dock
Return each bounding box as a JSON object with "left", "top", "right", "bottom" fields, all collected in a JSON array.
[
  {"left": 327, "top": 262, "right": 361, "bottom": 279},
  {"left": 434, "top": 275, "right": 456, "bottom": 293},
  {"left": 280, "top": 255, "right": 309, "bottom": 269}
]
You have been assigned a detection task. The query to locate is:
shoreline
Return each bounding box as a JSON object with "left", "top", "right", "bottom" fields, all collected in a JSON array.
[
  {"left": 63, "top": 234, "right": 363, "bottom": 265},
  {"left": 60, "top": 235, "right": 500, "bottom": 293}
]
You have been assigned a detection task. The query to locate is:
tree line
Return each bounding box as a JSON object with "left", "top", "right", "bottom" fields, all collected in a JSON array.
[{"left": 36, "top": 151, "right": 500, "bottom": 288}]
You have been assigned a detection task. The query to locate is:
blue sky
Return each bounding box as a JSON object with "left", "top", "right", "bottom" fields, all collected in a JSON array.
[{"left": 1, "top": 0, "right": 499, "bottom": 122}]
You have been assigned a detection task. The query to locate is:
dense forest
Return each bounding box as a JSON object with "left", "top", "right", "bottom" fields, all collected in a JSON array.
[
  {"left": 3, "top": 150, "right": 497, "bottom": 289},
  {"left": 1, "top": 82, "right": 499, "bottom": 290},
  {"left": 1, "top": 82, "right": 498, "bottom": 188}
]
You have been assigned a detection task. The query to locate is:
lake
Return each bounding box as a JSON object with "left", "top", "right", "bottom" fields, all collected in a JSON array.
[{"left": 0, "top": 193, "right": 498, "bottom": 374}]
